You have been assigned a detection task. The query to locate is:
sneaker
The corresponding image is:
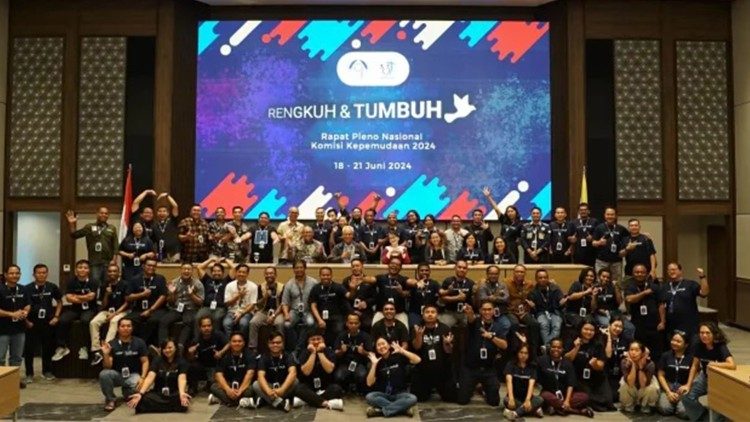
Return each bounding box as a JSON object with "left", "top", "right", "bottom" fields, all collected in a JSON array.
[
  {"left": 503, "top": 409, "right": 518, "bottom": 420},
  {"left": 366, "top": 407, "right": 383, "bottom": 418},
  {"left": 42, "top": 372, "right": 56, "bottom": 381},
  {"left": 535, "top": 407, "right": 544, "bottom": 418},
  {"left": 622, "top": 405, "right": 635, "bottom": 413},
  {"left": 238, "top": 397, "right": 254, "bottom": 408},
  {"left": 104, "top": 400, "right": 116, "bottom": 412},
  {"left": 90, "top": 351, "right": 103, "bottom": 366},
  {"left": 405, "top": 406, "right": 415, "bottom": 417},
  {"left": 23, "top": 375, "right": 34, "bottom": 385},
  {"left": 282, "top": 399, "right": 291, "bottom": 412},
  {"left": 293, "top": 397, "right": 306, "bottom": 408},
  {"left": 641, "top": 406, "right": 652, "bottom": 414},
  {"left": 327, "top": 398, "right": 344, "bottom": 411},
  {"left": 207, "top": 394, "right": 219, "bottom": 405},
  {"left": 52, "top": 346, "right": 69, "bottom": 361},
  {"left": 78, "top": 347, "right": 89, "bottom": 360}
]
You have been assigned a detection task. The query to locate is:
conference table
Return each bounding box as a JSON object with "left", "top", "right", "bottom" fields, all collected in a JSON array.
[
  {"left": 707, "top": 364, "right": 750, "bottom": 421},
  {"left": 157, "top": 263, "right": 587, "bottom": 291},
  {"left": 0, "top": 366, "right": 20, "bottom": 421}
]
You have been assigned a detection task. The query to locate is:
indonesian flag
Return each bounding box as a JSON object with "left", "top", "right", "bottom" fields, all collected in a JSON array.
[{"left": 119, "top": 165, "right": 133, "bottom": 243}]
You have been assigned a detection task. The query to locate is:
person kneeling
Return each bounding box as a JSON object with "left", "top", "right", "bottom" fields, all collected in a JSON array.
[
  {"left": 503, "top": 344, "right": 544, "bottom": 420},
  {"left": 127, "top": 339, "right": 190, "bottom": 413},
  {"left": 292, "top": 328, "right": 344, "bottom": 410},
  {"left": 252, "top": 331, "right": 301, "bottom": 412},
  {"left": 208, "top": 332, "right": 257, "bottom": 408},
  {"left": 365, "top": 337, "right": 420, "bottom": 418}
]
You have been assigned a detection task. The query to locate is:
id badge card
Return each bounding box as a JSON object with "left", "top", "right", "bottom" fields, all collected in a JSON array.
[
  {"left": 297, "top": 302, "right": 304, "bottom": 312},
  {"left": 387, "top": 297, "right": 395, "bottom": 304},
  {"left": 580, "top": 238, "right": 587, "bottom": 247},
  {"left": 231, "top": 381, "right": 239, "bottom": 389},
  {"left": 428, "top": 349, "right": 437, "bottom": 361},
  {"left": 81, "top": 301, "right": 89, "bottom": 310},
  {"left": 142, "top": 300, "right": 149, "bottom": 310},
  {"left": 640, "top": 305, "right": 648, "bottom": 315},
  {"left": 159, "top": 239, "right": 165, "bottom": 250},
  {"left": 259, "top": 241, "right": 266, "bottom": 250},
  {"left": 556, "top": 242, "right": 563, "bottom": 251},
  {"left": 322, "top": 310, "right": 329, "bottom": 320},
  {"left": 555, "top": 390, "right": 564, "bottom": 400},
  {"left": 197, "top": 235, "right": 204, "bottom": 244},
  {"left": 272, "top": 382, "right": 280, "bottom": 389},
  {"left": 610, "top": 242, "right": 618, "bottom": 253},
  {"left": 38, "top": 308, "right": 46, "bottom": 319},
  {"left": 457, "top": 303, "right": 465, "bottom": 313},
  {"left": 479, "top": 347, "right": 488, "bottom": 360},
  {"left": 268, "top": 309, "right": 275, "bottom": 318},
  {"left": 313, "top": 377, "right": 322, "bottom": 389},
  {"left": 494, "top": 254, "right": 500, "bottom": 264},
  {"left": 531, "top": 240, "right": 537, "bottom": 250},
  {"left": 108, "top": 307, "right": 116, "bottom": 314},
  {"left": 95, "top": 242, "right": 103, "bottom": 252},
  {"left": 369, "top": 241, "right": 375, "bottom": 249},
  {"left": 162, "top": 387, "right": 170, "bottom": 396},
  {"left": 353, "top": 298, "right": 361, "bottom": 308},
  {"left": 210, "top": 300, "right": 217, "bottom": 310},
  {"left": 121, "top": 367, "right": 131, "bottom": 378},
  {"left": 494, "top": 307, "right": 500, "bottom": 318},
  {"left": 133, "top": 257, "right": 140, "bottom": 267},
  {"left": 177, "top": 302, "right": 185, "bottom": 313},
  {"left": 583, "top": 368, "right": 591, "bottom": 379},
  {"left": 406, "top": 240, "right": 413, "bottom": 248},
  {"left": 420, "top": 305, "right": 425, "bottom": 314},
  {"left": 579, "top": 308, "right": 587, "bottom": 317},
  {"left": 545, "top": 310, "right": 551, "bottom": 320},
  {"left": 348, "top": 361, "right": 357, "bottom": 372}
]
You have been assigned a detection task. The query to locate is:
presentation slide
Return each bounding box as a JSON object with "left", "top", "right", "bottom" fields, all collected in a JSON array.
[{"left": 196, "top": 19, "right": 550, "bottom": 220}]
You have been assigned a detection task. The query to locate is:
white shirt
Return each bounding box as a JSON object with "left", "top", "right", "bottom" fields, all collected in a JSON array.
[{"left": 224, "top": 279, "right": 259, "bottom": 313}]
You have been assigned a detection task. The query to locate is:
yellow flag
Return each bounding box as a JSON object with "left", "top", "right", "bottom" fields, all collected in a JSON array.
[{"left": 580, "top": 166, "right": 588, "bottom": 204}]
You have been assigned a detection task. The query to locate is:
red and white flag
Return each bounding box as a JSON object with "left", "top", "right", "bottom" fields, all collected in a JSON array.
[{"left": 119, "top": 165, "right": 133, "bottom": 243}]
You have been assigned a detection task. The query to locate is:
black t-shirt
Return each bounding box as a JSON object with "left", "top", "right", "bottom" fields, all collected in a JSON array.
[
  {"left": 0, "top": 284, "right": 31, "bottom": 334},
  {"left": 152, "top": 217, "right": 181, "bottom": 257},
  {"left": 371, "top": 320, "right": 409, "bottom": 345},
  {"left": 129, "top": 274, "right": 168, "bottom": 311},
  {"left": 373, "top": 353, "right": 409, "bottom": 394},
  {"left": 593, "top": 223, "right": 628, "bottom": 262},
  {"left": 625, "top": 280, "right": 662, "bottom": 329},
  {"left": 537, "top": 355, "right": 577, "bottom": 393},
  {"left": 664, "top": 279, "right": 701, "bottom": 335},
  {"left": 311, "top": 221, "right": 333, "bottom": 254},
  {"left": 218, "top": 351, "right": 257, "bottom": 385},
  {"left": 200, "top": 274, "right": 228, "bottom": 308},
  {"left": 109, "top": 337, "right": 148, "bottom": 375},
  {"left": 503, "top": 361, "right": 536, "bottom": 399},
  {"left": 297, "top": 347, "right": 336, "bottom": 389},
  {"left": 605, "top": 334, "right": 633, "bottom": 378},
  {"left": 565, "top": 281, "right": 594, "bottom": 316},
  {"left": 100, "top": 280, "right": 131, "bottom": 311},
  {"left": 595, "top": 282, "right": 618, "bottom": 314},
  {"left": 566, "top": 339, "right": 605, "bottom": 385},
  {"left": 501, "top": 219, "right": 523, "bottom": 247},
  {"left": 465, "top": 318, "right": 507, "bottom": 369},
  {"left": 308, "top": 282, "right": 349, "bottom": 316},
  {"left": 131, "top": 210, "right": 155, "bottom": 242},
  {"left": 258, "top": 352, "right": 296, "bottom": 385},
  {"left": 692, "top": 342, "right": 732, "bottom": 374},
  {"left": 194, "top": 331, "right": 228, "bottom": 368},
  {"left": 658, "top": 350, "right": 693, "bottom": 385},
  {"left": 151, "top": 357, "right": 188, "bottom": 395},
  {"left": 440, "top": 277, "right": 474, "bottom": 312},
  {"left": 25, "top": 282, "right": 62, "bottom": 323},
  {"left": 374, "top": 274, "right": 409, "bottom": 313},
  {"left": 410, "top": 322, "right": 451, "bottom": 366},
  {"left": 249, "top": 225, "right": 276, "bottom": 263},
  {"left": 466, "top": 223, "right": 494, "bottom": 255},
  {"left": 342, "top": 277, "right": 376, "bottom": 313},
  {"left": 65, "top": 278, "right": 100, "bottom": 312},
  {"left": 260, "top": 282, "right": 281, "bottom": 312},
  {"left": 570, "top": 217, "right": 599, "bottom": 263},
  {"left": 407, "top": 279, "right": 440, "bottom": 314},
  {"left": 119, "top": 235, "right": 155, "bottom": 269},
  {"left": 621, "top": 234, "right": 656, "bottom": 275},
  {"left": 335, "top": 330, "right": 372, "bottom": 364},
  {"left": 530, "top": 285, "right": 563, "bottom": 315},
  {"left": 549, "top": 220, "right": 571, "bottom": 259}
]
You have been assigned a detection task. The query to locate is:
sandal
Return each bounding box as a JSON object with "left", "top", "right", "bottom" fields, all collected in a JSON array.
[{"left": 104, "top": 401, "right": 116, "bottom": 411}]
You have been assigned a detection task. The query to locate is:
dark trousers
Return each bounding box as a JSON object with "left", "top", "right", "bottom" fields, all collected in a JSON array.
[
  {"left": 187, "top": 362, "right": 216, "bottom": 392},
  {"left": 296, "top": 383, "right": 344, "bottom": 407},
  {"left": 25, "top": 320, "right": 55, "bottom": 375},
  {"left": 159, "top": 309, "right": 196, "bottom": 347},
  {"left": 135, "top": 392, "right": 187, "bottom": 414},
  {"left": 322, "top": 314, "right": 344, "bottom": 346},
  {"left": 210, "top": 382, "right": 253, "bottom": 406},
  {"left": 541, "top": 390, "right": 590, "bottom": 412},
  {"left": 126, "top": 309, "right": 168, "bottom": 346},
  {"left": 57, "top": 308, "right": 95, "bottom": 348},
  {"left": 333, "top": 360, "right": 368, "bottom": 393},
  {"left": 411, "top": 363, "right": 457, "bottom": 402},
  {"left": 457, "top": 365, "right": 499, "bottom": 406}
]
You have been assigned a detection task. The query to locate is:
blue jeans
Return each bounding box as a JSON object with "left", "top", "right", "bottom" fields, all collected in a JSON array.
[
  {"left": 682, "top": 372, "right": 727, "bottom": 422},
  {"left": 494, "top": 314, "right": 512, "bottom": 338},
  {"left": 99, "top": 369, "right": 141, "bottom": 402},
  {"left": 536, "top": 312, "right": 562, "bottom": 346},
  {"left": 366, "top": 391, "right": 417, "bottom": 417},
  {"left": 0, "top": 332, "right": 25, "bottom": 367},
  {"left": 222, "top": 311, "right": 252, "bottom": 335}
]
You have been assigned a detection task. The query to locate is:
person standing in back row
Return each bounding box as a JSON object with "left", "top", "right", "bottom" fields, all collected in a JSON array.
[
  {"left": 592, "top": 207, "right": 628, "bottom": 284},
  {"left": 66, "top": 207, "right": 118, "bottom": 284}
]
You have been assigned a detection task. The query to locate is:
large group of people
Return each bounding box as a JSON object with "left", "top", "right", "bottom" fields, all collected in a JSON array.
[{"left": 0, "top": 188, "right": 738, "bottom": 420}]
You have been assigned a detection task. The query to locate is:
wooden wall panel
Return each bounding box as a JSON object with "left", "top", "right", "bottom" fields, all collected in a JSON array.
[{"left": 585, "top": 0, "right": 661, "bottom": 39}]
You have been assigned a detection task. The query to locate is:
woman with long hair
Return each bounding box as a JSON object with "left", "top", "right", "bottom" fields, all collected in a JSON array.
[
  {"left": 365, "top": 337, "right": 421, "bottom": 418},
  {"left": 502, "top": 343, "right": 544, "bottom": 420},
  {"left": 564, "top": 320, "right": 614, "bottom": 412},
  {"left": 485, "top": 237, "right": 517, "bottom": 264},
  {"left": 127, "top": 338, "right": 190, "bottom": 413},
  {"left": 457, "top": 232, "right": 484, "bottom": 265},
  {"left": 656, "top": 331, "right": 692, "bottom": 419},
  {"left": 424, "top": 231, "right": 448, "bottom": 265},
  {"left": 602, "top": 315, "right": 634, "bottom": 403}
]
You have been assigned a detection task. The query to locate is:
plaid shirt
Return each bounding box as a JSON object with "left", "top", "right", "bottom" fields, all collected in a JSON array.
[
  {"left": 178, "top": 217, "right": 210, "bottom": 262},
  {"left": 207, "top": 220, "right": 229, "bottom": 257}
]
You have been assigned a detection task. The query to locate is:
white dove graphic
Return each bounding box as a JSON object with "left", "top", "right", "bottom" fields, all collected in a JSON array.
[{"left": 444, "top": 94, "right": 476, "bottom": 123}]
